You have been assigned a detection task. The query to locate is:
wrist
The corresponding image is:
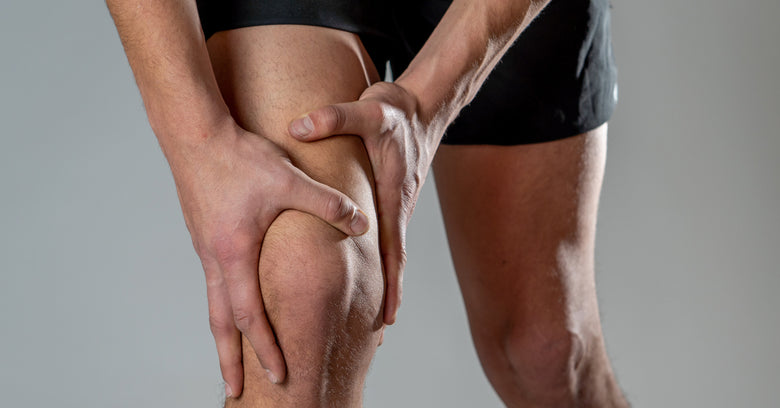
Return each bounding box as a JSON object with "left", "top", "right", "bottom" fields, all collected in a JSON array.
[
  {"left": 147, "top": 92, "right": 233, "bottom": 138},
  {"left": 153, "top": 107, "right": 239, "bottom": 168},
  {"left": 393, "top": 76, "right": 453, "bottom": 145}
]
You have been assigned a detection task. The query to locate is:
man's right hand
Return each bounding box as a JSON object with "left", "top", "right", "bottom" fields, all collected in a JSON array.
[{"left": 167, "top": 118, "right": 370, "bottom": 396}]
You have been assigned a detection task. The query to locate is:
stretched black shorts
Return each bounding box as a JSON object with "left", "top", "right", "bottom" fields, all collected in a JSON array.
[{"left": 196, "top": 0, "right": 618, "bottom": 145}]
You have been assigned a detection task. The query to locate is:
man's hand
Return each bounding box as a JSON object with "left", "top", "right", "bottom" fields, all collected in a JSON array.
[
  {"left": 170, "top": 118, "right": 370, "bottom": 396},
  {"left": 288, "top": 82, "right": 437, "bottom": 325}
]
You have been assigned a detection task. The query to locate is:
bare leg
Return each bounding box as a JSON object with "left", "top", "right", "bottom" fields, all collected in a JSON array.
[
  {"left": 206, "top": 25, "right": 383, "bottom": 407},
  {"left": 433, "top": 125, "right": 630, "bottom": 407}
]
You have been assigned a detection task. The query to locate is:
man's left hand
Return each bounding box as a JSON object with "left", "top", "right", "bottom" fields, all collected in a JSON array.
[{"left": 288, "top": 81, "right": 437, "bottom": 326}]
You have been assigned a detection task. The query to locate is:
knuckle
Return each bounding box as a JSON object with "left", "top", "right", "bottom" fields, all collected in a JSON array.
[
  {"left": 325, "top": 193, "right": 352, "bottom": 221},
  {"left": 367, "top": 102, "right": 386, "bottom": 125},
  {"left": 323, "top": 105, "right": 346, "bottom": 132},
  {"left": 208, "top": 313, "right": 232, "bottom": 335},
  {"left": 210, "top": 233, "right": 251, "bottom": 267},
  {"left": 232, "top": 308, "right": 256, "bottom": 332},
  {"left": 204, "top": 273, "right": 224, "bottom": 291},
  {"left": 212, "top": 239, "right": 240, "bottom": 266},
  {"left": 401, "top": 181, "right": 417, "bottom": 200},
  {"left": 257, "top": 163, "right": 288, "bottom": 197},
  {"left": 382, "top": 246, "right": 408, "bottom": 272},
  {"left": 398, "top": 247, "right": 408, "bottom": 269},
  {"left": 399, "top": 186, "right": 417, "bottom": 214},
  {"left": 274, "top": 162, "right": 297, "bottom": 188}
]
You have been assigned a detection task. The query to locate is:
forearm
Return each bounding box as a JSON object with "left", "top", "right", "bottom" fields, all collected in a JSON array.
[
  {"left": 394, "top": 0, "right": 548, "bottom": 143},
  {"left": 105, "top": 0, "right": 230, "bottom": 153}
]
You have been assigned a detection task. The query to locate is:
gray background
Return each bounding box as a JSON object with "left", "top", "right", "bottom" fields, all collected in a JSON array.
[{"left": 1, "top": 0, "right": 778, "bottom": 406}]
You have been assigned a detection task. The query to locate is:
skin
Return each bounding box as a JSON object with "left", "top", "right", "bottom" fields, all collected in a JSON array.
[
  {"left": 289, "top": 1, "right": 631, "bottom": 404},
  {"left": 106, "top": 0, "right": 552, "bottom": 393},
  {"left": 204, "top": 25, "right": 385, "bottom": 406},
  {"left": 290, "top": 0, "right": 551, "bottom": 327},
  {"left": 107, "top": 0, "right": 632, "bottom": 405},
  {"left": 105, "top": 0, "right": 372, "bottom": 390},
  {"left": 433, "top": 125, "right": 630, "bottom": 407}
]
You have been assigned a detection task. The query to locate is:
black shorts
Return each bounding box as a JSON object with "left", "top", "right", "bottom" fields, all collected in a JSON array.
[{"left": 197, "top": 0, "right": 618, "bottom": 145}]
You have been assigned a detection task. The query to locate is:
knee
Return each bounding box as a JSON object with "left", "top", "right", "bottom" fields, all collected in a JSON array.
[
  {"left": 259, "top": 209, "right": 384, "bottom": 384},
  {"left": 502, "top": 325, "right": 586, "bottom": 398},
  {"left": 476, "top": 319, "right": 588, "bottom": 404},
  {"left": 261, "top": 209, "right": 383, "bottom": 327}
]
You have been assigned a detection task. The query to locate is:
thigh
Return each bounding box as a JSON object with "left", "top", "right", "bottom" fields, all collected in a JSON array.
[
  {"left": 206, "top": 25, "right": 384, "bottom": 406},
  {"left": 432, "top": 124, "right": 608, "bottom": 369},
  {"left": 205, "top": 24, "right": 381, "bottom": 272},
  {"left": 206, "top": 24, "right": 380, "bottom": 194}
]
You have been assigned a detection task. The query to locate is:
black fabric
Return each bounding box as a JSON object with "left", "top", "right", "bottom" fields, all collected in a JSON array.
[
  {"left": 196, "top": 0, "right": 618, "bottom": 145},
  {"left": 197, "top": 0, "right": 393, "bottom": 41}
]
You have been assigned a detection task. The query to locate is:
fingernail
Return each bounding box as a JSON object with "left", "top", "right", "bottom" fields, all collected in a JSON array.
[
  {"left": 225, "top": 383, "right": 233, "bottom": 398},
  {"left": 266, "top": 368, "right": 279, "bottom": 384},
  {"left": 291, "top": 115, "right": 314, "bottom": 138},
  {"left": 350, "top": 208, "right": 369, "bottom": 235}
]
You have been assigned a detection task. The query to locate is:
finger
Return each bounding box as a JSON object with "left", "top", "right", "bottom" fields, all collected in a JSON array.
[
  {"left": 218, "top": 238, "right": 287, "bottom": 384},
  {"left": 204, "top": 265, "right": 244, "bottom": 398},
  {"left": 377, "top": 191, "right": 408, "bottom": 326},
  {"left": 288, "top": 100, "right": 382, "bottom": 141},
  {"left": 285, "top": 167, "right": 370, "bottom": 236}
]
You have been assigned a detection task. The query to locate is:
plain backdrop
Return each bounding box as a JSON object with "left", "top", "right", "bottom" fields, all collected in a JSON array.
[{"left": 1, "top": 0, "right": 778, "bottom": 407}]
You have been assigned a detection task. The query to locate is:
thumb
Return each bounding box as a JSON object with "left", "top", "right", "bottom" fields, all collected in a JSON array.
[
  {"left": 285, "top": 167, "right": 371, "bottom": 236},
  {"left": 289, "top": 101, "right": 382, "bottom": 142}
]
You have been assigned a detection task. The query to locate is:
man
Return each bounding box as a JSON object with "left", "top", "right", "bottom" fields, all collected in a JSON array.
[{"left": 106, "top": 0, "right": 629, "bottom": 406}]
